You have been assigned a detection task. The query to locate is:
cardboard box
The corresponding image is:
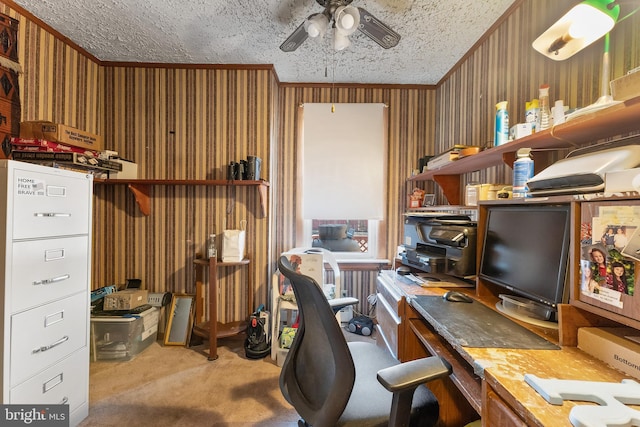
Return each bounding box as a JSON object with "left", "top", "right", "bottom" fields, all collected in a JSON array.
[
  {"left": 610, "top": 70, "right": 640, "bottom": 102},
  {"left": 108, "top": 159, "right": 139, "bottom": 179},
  {"left": 577, "top": 327, "right": 640, "bottom": 380},
  {"left": 10, "top": 137, "right": 100, "bottom": 157},
  {"left": 20, "top": 121, "right": 103, "bottom": 152},
  {"left": 103, "top": 289, "right": 149, "bottom": 311}
]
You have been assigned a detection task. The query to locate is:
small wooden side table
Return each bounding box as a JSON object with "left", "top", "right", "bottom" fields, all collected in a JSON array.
[{"left": 192, "top": 257, "right": 252, "bottom": 360}]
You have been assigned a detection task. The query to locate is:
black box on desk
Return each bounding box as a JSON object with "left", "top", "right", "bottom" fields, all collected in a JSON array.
[{"left": 90, "top": 307, "right": 159, "bottom": 361}]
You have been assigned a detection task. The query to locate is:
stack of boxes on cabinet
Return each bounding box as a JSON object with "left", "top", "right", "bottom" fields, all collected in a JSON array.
[
  {"left": 8, "top": 121, "right": 141, "bottom": 179},
  {"left": 0, "top": 12, "right": 137, "bottom": 180}
]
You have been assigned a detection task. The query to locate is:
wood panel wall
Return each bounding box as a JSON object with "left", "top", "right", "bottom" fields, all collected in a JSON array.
[{"left": 3, "top": 0, "right": 639, "bottom": 321}]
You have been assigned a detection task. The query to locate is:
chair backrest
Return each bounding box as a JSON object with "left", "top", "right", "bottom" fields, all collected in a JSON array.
[{"left": 278, "top": 255, "right": 355, "bottom": 427}]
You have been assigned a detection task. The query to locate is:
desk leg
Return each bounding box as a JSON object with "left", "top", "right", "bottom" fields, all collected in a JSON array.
[
  {"left": 248, "top": 262, "right": 253, "bottom": 317},
  {"left": 208, "top": 257, "right": 219, "bottom": 361}
]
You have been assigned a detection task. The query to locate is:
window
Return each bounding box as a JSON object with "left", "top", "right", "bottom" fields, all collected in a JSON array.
[{"left": 298, "top": 103, "right": 386, "bottom": 259}]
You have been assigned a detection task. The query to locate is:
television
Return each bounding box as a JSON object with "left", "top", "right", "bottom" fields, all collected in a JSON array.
[{"left": 479, "top": 204, "right": 571, "bottom": 323}]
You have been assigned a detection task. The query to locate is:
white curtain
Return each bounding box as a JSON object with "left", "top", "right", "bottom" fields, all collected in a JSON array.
[{"left": 301, "top": 103, "right": 386, "bottom": 220}]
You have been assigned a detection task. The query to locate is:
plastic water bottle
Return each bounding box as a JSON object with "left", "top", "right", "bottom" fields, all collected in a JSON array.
[
  {"left": 494, "top": 101, "right": 509, "bottom": 146},
  {"left": 207, "top": 234, "right": 217, "bottom": 259},
  {"left": 513, "top": 148, "right": 534, "bottom": 198}
]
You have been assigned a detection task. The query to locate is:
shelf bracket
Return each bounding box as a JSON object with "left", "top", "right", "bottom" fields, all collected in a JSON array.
[
  {"left": 432, "top": 175, "right": 462, "bottom": 205},
  {"left": 128, "top": 184, "right": 151, "bottom": 216},
  {"left": 258, "top": 182, "right": 268, "bottom": 218}
]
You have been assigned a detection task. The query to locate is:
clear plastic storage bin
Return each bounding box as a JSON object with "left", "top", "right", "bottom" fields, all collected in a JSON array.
[{"left": 90, "top": 307, "right": 159, "bottom": 361}]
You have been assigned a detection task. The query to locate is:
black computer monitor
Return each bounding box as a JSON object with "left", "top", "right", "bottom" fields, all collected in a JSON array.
[{"left": 479, "top": 204, "right": 571, "bottom": 316}]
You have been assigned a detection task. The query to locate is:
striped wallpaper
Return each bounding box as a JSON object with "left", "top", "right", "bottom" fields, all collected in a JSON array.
[
  {"left": 3, "top": 0, "right": 639, "bottom": 321},
  {"left": 435, "top": 0, "right": 640, "bottom": 195}
]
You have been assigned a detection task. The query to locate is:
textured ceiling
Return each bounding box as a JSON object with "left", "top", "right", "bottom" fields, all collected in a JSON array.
[{"left": 13, "top": 0, "right": 519, "bottom": 85}]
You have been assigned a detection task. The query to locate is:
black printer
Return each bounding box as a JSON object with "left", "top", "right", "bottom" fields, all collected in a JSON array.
[{"left": 401, "top": 213, "right": 476, "bottom": 279}]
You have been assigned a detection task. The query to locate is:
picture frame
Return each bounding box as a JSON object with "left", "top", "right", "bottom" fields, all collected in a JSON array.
[
  {"left": 422, "top": 194, "right": 436, "bottom": 207},
  {"left": 164, "top": 294, "right": 195, "bottom": 346}
]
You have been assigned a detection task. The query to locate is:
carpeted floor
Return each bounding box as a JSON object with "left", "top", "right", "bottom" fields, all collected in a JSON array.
[{"left": 80, "top": 335, "right": 300, "bottom": 427}]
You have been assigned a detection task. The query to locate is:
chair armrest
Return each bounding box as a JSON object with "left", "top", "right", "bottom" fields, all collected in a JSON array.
[
  {"left": 376, "top": 356, "right": 453, "bottom": 392},
  {"left": 328, "top": 297, "right": 359, "bottom": 313}
]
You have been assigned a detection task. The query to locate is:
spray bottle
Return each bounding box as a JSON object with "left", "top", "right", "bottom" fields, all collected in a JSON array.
[
  {"left": 513, "top": 148, "right": 534, "bottom": 198},
  {"left": 494, "top": 101, "right": 509, "bottom": 146},
  {"left": 538, "top": 84, "right": 552, "bottom": 130}
]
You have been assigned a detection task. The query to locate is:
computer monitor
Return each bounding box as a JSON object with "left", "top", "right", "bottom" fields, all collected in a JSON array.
[{"left": 479, "top": 204, "right": 571, "bottom": 322}]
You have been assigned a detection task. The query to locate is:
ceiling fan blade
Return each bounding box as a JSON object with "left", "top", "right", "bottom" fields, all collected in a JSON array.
[
  {"left": 280, "top": 21, "right": 309, "bottom": 52},
  {"left": 357, "top": 7, "right": 401, "bottom": 49}
]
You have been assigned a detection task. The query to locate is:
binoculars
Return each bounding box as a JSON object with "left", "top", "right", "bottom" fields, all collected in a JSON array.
[{"left": 227, "top": 156, "right": 261, "bottom": 181}]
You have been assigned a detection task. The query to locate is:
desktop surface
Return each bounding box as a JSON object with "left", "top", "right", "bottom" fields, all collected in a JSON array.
[
  {"left": 411, "top": 295, "right": 559, "bottom": 350},
  {"left": 377, "top": 269, "right": 638, "bottom": 426}
]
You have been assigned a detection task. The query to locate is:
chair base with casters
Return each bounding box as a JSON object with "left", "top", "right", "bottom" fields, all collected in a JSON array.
[{"left": 278, "top": 256, "right": 453, "bottom": 427}]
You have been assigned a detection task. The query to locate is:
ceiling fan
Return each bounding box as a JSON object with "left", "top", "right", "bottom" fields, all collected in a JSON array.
[{"left": 280, "top": 0, "right": 401, "bottom": 52}]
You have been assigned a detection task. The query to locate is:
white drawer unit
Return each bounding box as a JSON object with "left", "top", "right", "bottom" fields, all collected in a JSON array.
[
  {"left": 11, "top": 167, "right": 91, "bottom": 239},
  {"left": 11, "top": 292, "right": 87, "bottom": 386},
  {"left": 11, "top": 236, "right": 89, "bottom": 312},
  {"left": 10, "top": 348, "right": 89, "bottom": 427},
  {"left": 0, "top": 160, "right": 92, "bottom": 427}
]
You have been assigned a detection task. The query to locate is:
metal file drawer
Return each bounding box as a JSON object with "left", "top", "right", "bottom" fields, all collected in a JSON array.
[
  {"left": 10, "top": 348, "right": 88, "bottom": 414},
  {"left": 11, "top": 236, "right": 89, "bottom": 313},
  {"left": 11, "top": 167, "right": 91, "bottom": 239},
  {"left": 10, "top": 292, "right": 87, "bottom": 386}
]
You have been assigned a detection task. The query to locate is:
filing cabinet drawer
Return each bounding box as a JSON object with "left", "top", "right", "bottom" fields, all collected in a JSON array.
[
  {"left": 11, "top": 236, "right": 89, "bottom": 312},
  {"left": 376, "top": 273, "right": 402, "bottom": 316},
  {"left": 10, "top": 292, "right": 87, "bottom": 386},
  {"left": 376, "top": 292, "right": 401, "bottom": 359},
  {"left": 10, "top": 348, "right": 88, "bottom": 414},
  {"left": 11, "top": 167, "right": 91, "bottom": 239}
]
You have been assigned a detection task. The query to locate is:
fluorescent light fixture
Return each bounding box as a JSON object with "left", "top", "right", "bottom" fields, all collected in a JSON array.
[{"left": 532, "top": 0, "right": 620, "bottom": 60}]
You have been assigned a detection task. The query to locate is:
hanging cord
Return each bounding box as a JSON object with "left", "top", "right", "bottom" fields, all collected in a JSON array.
[{"left": 331, "top": 42, "right": 337, "bottom": 113}]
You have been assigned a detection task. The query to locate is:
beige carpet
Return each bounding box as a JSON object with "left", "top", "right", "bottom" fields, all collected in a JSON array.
[{"left": 80, "top": 336, "right": 300, "bottom": 427}]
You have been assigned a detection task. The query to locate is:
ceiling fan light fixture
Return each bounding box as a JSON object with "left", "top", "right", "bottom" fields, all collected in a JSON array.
[
  {"left": 334, "top": 5, "right": 361, "bottom": 36},
  {"left": 305, "top": 13, "right": 329, "bottom": 38},
  {"left": 333, "top": 30, "right": 351, "bottom": 51}
]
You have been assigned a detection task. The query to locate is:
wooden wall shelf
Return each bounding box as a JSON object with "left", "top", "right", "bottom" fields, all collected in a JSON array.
[
  {"left": 94, "top": 179, "right": 269, "bottom": 217},
  {"left": 409, "top": 96, "right": 640, "bottom": 205}
]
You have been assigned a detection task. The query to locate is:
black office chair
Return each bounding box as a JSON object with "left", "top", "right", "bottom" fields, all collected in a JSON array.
[{"left": 277, "top": 256, "right": 452, "bottom": 427}]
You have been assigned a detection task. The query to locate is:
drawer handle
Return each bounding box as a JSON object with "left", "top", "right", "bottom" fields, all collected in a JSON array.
[
  {"left": 34, "top": 212, "right": 72, "bottom": 217},
  {"left": 59, "top": 396, "right": 69, "bottom": 405},
  {"left": 33, "top": 274, "right": 70, "bottom": 286},
  {"left": 32, "top": 335, "right": 69, "bottom": 354},
  {"left": 43, "top": 373, "right": 63, "bottom": 393}
]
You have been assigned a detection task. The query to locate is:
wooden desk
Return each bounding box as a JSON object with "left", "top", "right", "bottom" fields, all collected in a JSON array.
[
  {"left": 376, "top": 270, "right": 632, "bottom": 426},
  {"left": 192, "top": 257, "right": 252, "bottom": 360}
]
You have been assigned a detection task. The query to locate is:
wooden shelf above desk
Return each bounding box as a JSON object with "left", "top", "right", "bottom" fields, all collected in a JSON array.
[
  {"left": 94, "top": 179, "right": 269, "bottom": 217},
  {"left": 409, "top": 96, "right": 640, "bottom": 204}
]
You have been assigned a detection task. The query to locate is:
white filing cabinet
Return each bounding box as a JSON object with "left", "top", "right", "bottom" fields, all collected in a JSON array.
[{"left": 0, "top": 160, "right": 92, "bottom": 426}]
